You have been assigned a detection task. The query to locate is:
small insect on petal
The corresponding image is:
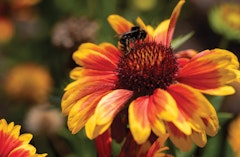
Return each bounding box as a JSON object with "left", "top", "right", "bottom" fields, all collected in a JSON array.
[{"left": 118, "top": 26, "right": 147, "bottom": 55}]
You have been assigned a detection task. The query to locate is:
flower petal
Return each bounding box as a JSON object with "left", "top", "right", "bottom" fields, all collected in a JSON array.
[
  {"left": 62, "top": 68, "right": 116, "bottom": 115},
  {"left": 146, "top": 116, "right": 164, "bottom": 136},
  {"left": 202, "top": 115, "right": 219, "bottom": 136},
  {"left": 190, "top": 130, "right": 207, "bottom": 148},
  {"left": 146, "top": 134, "right": 170, "bottom": 157},
  {"left": 129, "top": 96, "right": 151, "bottom": 144},
  {"left": 67, "top": 90, "right": 109, "bottom": 134},
  {"left": 177, "top": 49, "right": 238, "bottom": 90},
  {"left": 167, "top": 84, "right": 217, "bottom": 134},
  {"left": 193, "top": 49, "right": 239, "bottom": 69},
  {"left": 73, "top": 43, "right": 119, "bottom": 71},
  {"left": 200, "top": 85, "right": 235, "bottom": 96},
  {"left": 8, "top": 144, "right": 36, "bottom": 157},
  {"left": 136, "top": 17, "right": 147, "bottom": 31},
  {"left": 85, "top": 114, "right": 112, "bottom": 139},
  {"left": 177, "top": 58, "right": 190, "bottom": 68},
  {"left": 154, "top": 19, "right": 170, "bottom": 45},
  {"left": 170, "top": 84, "right": 216, "bottom": 116},
  {"left": 0, "top": 119, "right": 47, "bottom": 157},
  {"left": 95, "top": 89, "right": 133, "bottom": 125},
  {"left": 151, "top": 88, "right": 178, "bottom": 121},
  {"left": 175, "top": 49, "right": 198, "bottom": 59},
  {"left": 95, "top": 130, "right": 112, "bottom": 157},
  {"left": 107, "top": 15, "right": 134, "bottom": 34},
  {"left": 147, "top": 89, "right": 179, "bottom": 136},
  {"left": 69, "top": 67, "right": 117, "bottom": 80},
  {"left": 99, "top": 42, "right": 122, "bottom": 63},
  {"left": 166, "top": 122, "right": 193, "bottom": 152},
  {"left": 18, "top": 134, "right": 33, "bottom": 144},
  {"left": 154, "top": 0, "right": 185, "bottom": 46},
  {"left": 166, "top": 0, "right": 185, "bottom": 47},
  {"left": 62, "top": 79, "right": 115, "bottom": 115}
]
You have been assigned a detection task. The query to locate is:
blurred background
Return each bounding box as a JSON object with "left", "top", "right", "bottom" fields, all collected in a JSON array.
[{"left": 0, "top": 0, "right": 240, "bottom": 156}]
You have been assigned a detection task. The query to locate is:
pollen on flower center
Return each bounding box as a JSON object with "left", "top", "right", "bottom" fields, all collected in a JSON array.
[{"left": 116, "top": 41, "right": 179, "bottom": 96}]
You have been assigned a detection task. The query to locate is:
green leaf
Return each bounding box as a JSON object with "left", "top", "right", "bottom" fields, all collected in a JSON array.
[
  {"left": 206, "top": 95, "right": 224, "bottom": 111},
  {"left": 171, "top": 32, "right": 194, "bottom": 50}
]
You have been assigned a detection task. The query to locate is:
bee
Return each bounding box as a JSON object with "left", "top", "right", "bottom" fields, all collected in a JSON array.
[{"left": 118, "top": 26, "right": 147, "bottom": 54}]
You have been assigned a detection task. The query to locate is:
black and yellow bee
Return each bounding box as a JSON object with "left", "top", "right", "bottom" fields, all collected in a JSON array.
[{"left": 118, "top": 26, "right": 147, "bottom": 54}]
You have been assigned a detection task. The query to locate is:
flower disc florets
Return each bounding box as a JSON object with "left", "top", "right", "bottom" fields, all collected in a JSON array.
[{"left": 116, "top": 41, "right": 178, "bottom": 96}]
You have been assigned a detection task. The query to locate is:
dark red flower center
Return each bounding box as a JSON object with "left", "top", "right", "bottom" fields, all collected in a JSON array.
[{"left": 116, "top": 41, "right": 178, "bottom": 96}]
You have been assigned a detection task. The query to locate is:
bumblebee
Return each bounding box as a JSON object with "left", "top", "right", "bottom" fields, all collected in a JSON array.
[{"left": 119, "top": 26, "right": 147, "bottom": 54}]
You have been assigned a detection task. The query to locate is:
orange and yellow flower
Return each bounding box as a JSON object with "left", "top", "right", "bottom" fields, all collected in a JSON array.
[
  {"left": 0, "top": 119, "right": 47, "bottom": 157},
  {"left": 61, "top": 0, "right": 239, "bottom": 151},
  {"left": 4, "top": 63, "right": 53, "bottom": 103}
]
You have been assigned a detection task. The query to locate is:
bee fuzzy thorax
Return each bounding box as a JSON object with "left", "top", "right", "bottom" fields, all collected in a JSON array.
[{"left": 118, "top": 26, "right": 147, "bottom": 55}]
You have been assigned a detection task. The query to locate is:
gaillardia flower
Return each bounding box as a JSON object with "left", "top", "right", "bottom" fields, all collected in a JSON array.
[
  {"left": 0, "top": 119, "right": 47, "bottom": 157},
  {"left": 62, "top": 0, "right": 239, "bottom": 151}
]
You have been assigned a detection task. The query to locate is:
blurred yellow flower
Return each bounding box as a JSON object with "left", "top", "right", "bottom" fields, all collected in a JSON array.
[
  {"left": 0, "top": 119, "right": 47, "bottom": 157},
  {"left": 208, "top": 2, "right": 240, "bottom": 41},
  {"left": 130, "top": 0, "right": 157, "bottom": 11},
  {"left": 4, "top": 63, "right": 53, "bottom": 103},
  {"left": 228, "top": 115, "right": 240, "bottom": 157}
]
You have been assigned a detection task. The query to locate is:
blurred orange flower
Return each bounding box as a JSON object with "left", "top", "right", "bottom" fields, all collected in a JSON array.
[
  {"left": 0, "top": 0, "right": 40, "bottom": 43},
  {"left": 4, "top": 63, "right": 53, "bottom": 103},
  {"left": 0, "top": 119, "right": 47, "bottom": 157},
  {"left": 0, "top": 17, "right": 14, "bottom": 43}
]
